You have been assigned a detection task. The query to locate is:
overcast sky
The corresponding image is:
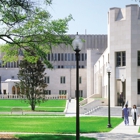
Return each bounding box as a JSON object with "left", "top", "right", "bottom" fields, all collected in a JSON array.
[{"left": 47, "top": 0, "right": 140, "bottom": 34}]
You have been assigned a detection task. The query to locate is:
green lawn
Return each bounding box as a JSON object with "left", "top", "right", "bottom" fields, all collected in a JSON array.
[
  {"left": 15, "top": 134, "right": 96, "bottom": 140},
  {"left": 0, "top": 99, "right": 66, "bottom": 112},
  {"left": 0, "top": 116, "right": 122, "bottom": 133}
]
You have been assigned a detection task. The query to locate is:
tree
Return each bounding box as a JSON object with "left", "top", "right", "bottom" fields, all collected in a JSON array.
[
  {"left": 15, "top": 58, "right": 47, "bottom": 111},
  {"left": 0, "top": 0, "right": 73, "bottom": 68}
]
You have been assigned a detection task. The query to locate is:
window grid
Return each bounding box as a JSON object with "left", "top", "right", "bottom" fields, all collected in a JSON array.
[
  {"left": 59, "top": 90, "right": 67, "bottom": 95},
  {"left": 60, "top": 76, "right": 66, "bottom": 84},
  {"left": 116, "top": 51, "right": 126, "bottom": 67}
]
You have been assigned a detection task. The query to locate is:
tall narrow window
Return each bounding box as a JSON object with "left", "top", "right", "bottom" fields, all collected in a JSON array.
[
  {"left": 79, "top": 76, "right": 82, "bottom": 84},
  {"left": 116, "top": 51, "right": 126, "bottom": 67},
  {"left": 45, "top": 76, "right": 50, "bottom": 84},
  {"left": 81, "top": 53, "right": 84, "bottom": 61},
  {"left": 61, "top": 53, "right": 63, "bottom": 61},
  {"left": 71, "top": 54, "right": 74, "bottom": 61},
  {"left": 60, "top": 76, "right": 66, "bottom": 84},
  {"left": 138, "top": 79, "right": 140, "bottom": 94},
  {"left": 47, "top": 54, "right": 50, "bottom": 61},
  {"left": 65, "top": 53, "right": 67, "bottom": 61},
  {"left": 58, "top": 53, "right": 60, "bottom": 61},
  {"left": 122, "top": 52, "right": 126, "bottom": 66},
  {"left": 55, "top": 53, "right": 57, "bottom": 61},
  {"left": 138, "top": 51, "right": 140, "bottom": 66},
  {"left": 68, "top": 53, "right": 70, "bottom": 61}
]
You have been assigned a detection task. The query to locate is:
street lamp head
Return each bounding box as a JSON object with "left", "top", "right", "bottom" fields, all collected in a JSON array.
[
  {"left": 72, "top": 33, "right": 83, "bottom": 52},
  {"left": 121, "top": 75, "right": 125, "bottom": 82},
  {"left": 106, "top": 63, "right": 111, "bottom": 73}
]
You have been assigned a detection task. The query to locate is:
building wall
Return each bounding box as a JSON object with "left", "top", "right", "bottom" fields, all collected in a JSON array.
[
  {"left": 0, "top": 35, "right": 107, "bottom": 98},
  {"left": 94, "top": 4, "right": 140, "bottom": 107},
  {"left": 109, "top": 4, "right": 140, "bottom": 107}
]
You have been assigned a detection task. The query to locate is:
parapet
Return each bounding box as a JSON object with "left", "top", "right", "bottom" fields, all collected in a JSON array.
[{"left": 109, "top": 4, "right": 140, "bottom": 22}]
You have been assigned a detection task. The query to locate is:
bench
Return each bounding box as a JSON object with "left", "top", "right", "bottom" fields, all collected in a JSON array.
[{"left": 11, "top": 108, "right": 23, "bottom": 115}]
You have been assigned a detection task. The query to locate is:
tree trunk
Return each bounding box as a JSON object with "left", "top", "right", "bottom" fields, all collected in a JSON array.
[{"left": 31, "top": 102, "right": 35, "bottom": 111}]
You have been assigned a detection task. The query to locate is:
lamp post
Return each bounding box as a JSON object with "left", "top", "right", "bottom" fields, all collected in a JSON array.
[
  {"left": 0, "top": 76, "right": 1, "bottom": 94},
  {"left": 72, "top": 32, "right": 83, "bottom": 140},
  {"left": 121, "top": 75, "right": 125, "bottom": 118},
  {"left": 121, "top": 75, "right": 125, "bottom": 97},
  {"left": 106, "top": 63, "right": 112, "bottom": 128}
]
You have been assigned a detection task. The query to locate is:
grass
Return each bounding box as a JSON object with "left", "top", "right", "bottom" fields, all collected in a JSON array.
[
  {"left": 0, "top": 116, "right": 122, "bottom": 133},
  {"left": 15, "top": 134, "right": 96, "bottom": 140},
  {"left": 0, "top": 99, "right": 66, "bottom": 112}
]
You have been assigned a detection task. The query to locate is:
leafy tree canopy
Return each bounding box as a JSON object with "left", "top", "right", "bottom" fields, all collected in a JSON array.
[
  {"left": 15, "top": 57, "right": 47, "bottom": 111},
  {"left": 0, "top": 0, "right": 73, "bottom": 68}
]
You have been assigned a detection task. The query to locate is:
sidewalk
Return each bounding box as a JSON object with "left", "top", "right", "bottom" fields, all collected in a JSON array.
[
  {"left": 110, "top": 116, "right": 140, "bottom": 134},
  {"left": 81, "top": 117, "right": 140, "bottom": 140}
]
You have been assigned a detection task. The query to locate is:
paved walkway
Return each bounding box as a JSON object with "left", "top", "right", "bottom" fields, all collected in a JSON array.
[
  {"left": 65, "top": 99, "right": 140, "bottom": 139},
  {"left": 81, "top": 117, "right": 140, "bottom": 140}
]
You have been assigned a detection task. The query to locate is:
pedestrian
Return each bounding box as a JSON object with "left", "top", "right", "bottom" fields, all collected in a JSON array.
[
  {"left": 122, "top": 104, "right": 129, "bottom": 125},
  {"left": 131, "top": 105, "right": 139, "bottom": 126}
]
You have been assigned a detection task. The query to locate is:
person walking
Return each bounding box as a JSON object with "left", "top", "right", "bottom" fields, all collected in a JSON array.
[
  {"left": 122, "top": 104, "right": 129, "bottom": 125},
  {"left": 131, "top": 105, "right": 139, "bottom": 126}
]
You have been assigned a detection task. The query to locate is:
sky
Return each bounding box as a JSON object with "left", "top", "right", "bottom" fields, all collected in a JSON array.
[{"left": 47, "top": 0, "right": 140, "bottom": 35}]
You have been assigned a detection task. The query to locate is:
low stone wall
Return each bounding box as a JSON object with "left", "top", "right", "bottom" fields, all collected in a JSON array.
[{"left": 0, "top": 94, "right": 67, "bottom": 100}]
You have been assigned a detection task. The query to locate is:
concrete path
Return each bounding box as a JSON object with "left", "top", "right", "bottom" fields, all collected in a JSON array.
[
  {"left": 110, "top": 116, "right": 140, "bottom": 134},
  {"left": 65, "top": 100, "right": 140, "bottom": 139},
  {"left": 65, "top": 99, "right": 76, "bottom": 116},
  {"left": 81, "top": 117, "right": 140, "bottom": 140}
]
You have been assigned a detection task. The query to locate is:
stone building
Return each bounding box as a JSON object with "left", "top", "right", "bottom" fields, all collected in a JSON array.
[{"left": 1, "top": 4, "right": 140, "bottom": 107}]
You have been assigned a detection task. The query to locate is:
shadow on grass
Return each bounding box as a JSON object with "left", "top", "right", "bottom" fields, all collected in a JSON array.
[{"left": 15, "top": 134, "right": 97, "bottom": 140}]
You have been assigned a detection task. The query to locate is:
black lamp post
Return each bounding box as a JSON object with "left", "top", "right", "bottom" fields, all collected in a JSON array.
[
  {"left": 121, "top": 75, "right": 125, "bottom": 101},
  {"left": 0, "top": 76, "right": 1, "bottom": 94},
  {"left": 106, "top": 63, "right": 112, "bottom": 128},
  {"left": 121, "top": 75, "right": 125, "bottom": 118},
  {"left": 72, "top": 32, "right": 83, "bottom": 140}
]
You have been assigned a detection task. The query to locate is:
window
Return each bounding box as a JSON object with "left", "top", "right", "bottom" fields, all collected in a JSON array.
[
  {"left": 71, "top": 54, "right": 74, "bottom": 61},
  {"left": 116, "top": 51, "right": 126, "bottom": 67},
  {"left": 55, "top": 53, "right": 57, "bottom": 61},
  {"left": 59, "top": 90, "right": 67, "bottom": 95},
  {"left": 81, "top": 53, "right": 84, "bottom": 61},
  {"left": 61, "top": 53, "right": 64, "bottom": 61},
  {"left": 138, "top": 79, "right": 140, "bottom": 94},
  {"left": 47, "top": 54, "right": 50, "bottom": 61},
  {"left": 45, "top": 90, "right": 51, "bottom": 95},
  {"left": 14, "top": 62, "right": 16, "bottom": 67},
  {"left": 138, "top": 51, "right": 140, "bottom": 66},
  {"left": 75, "top": 90, "right": 83, "bottom": 97},
  {"left": 79, "top": 90, "right": 83, "bottom": 97},
  {"left": 79, "top": 77, "right": 82, "bottom": 84},
  {"left": 3, "top": 90, "right": 6, "bottom": 94},
  {"left": 11, "top": 62, "right": 13, "bottom": 68},
  {"left": 58, "top": 53, "right": 60, "bottom": 61},
  {"left": 65, "top": 53, "right": 67, "bottom": 61},
  {"left": 11, "top": 76, "right": 14, "bottom": 79},
  {"left": 85, "top": 54, "right": 87, "bottom": 61},
  {"left": 68, "top": 53, "right": 70, "bottom": 61},
  {"left": 51, "top": 53, "right": 54, "bottom": 61},
  {"left": 60, "top": 76, "right": 66, "bottom": 84},
  {"left": 45, "top": 76, "right": 50, "bottom": 84}
]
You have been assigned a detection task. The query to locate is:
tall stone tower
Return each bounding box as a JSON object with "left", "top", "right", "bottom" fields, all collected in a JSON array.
[{"left": 108, "top": 4, "right": 140, "bottom": 106}]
